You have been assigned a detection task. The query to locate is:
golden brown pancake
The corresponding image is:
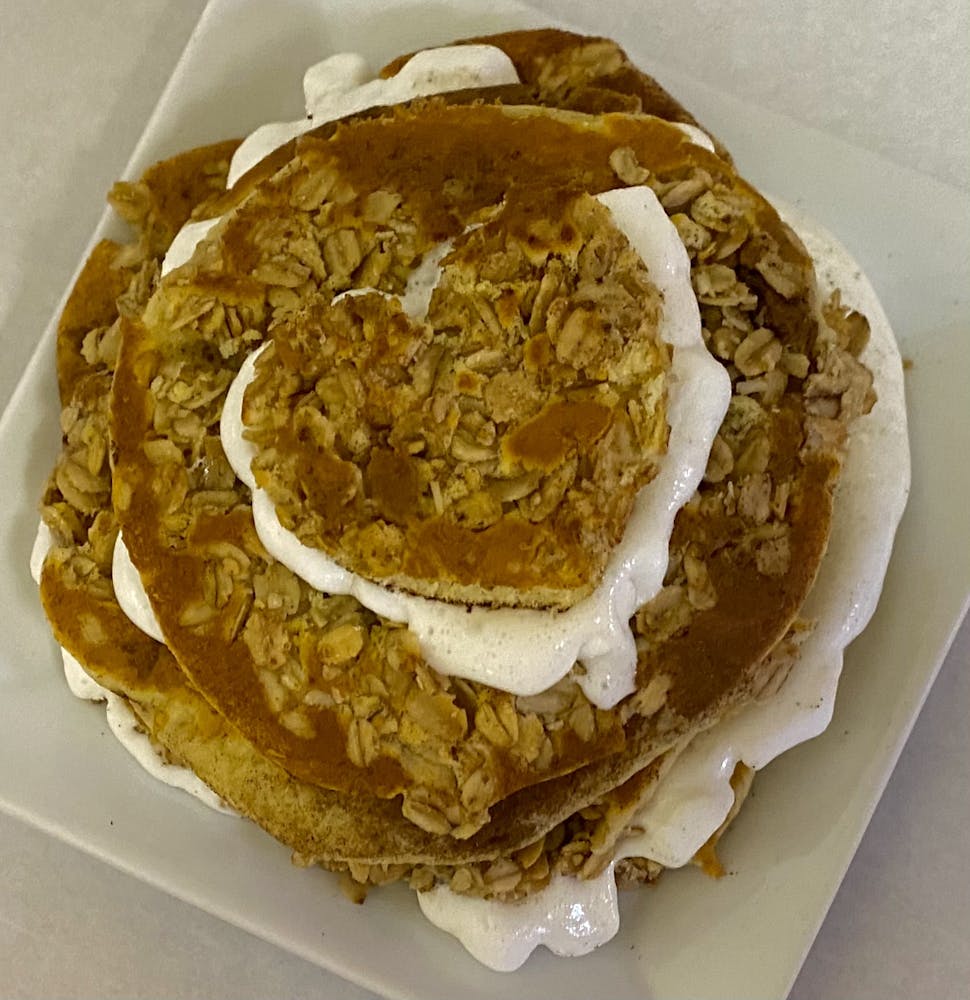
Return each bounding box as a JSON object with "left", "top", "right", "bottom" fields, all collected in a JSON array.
[
  {"left": 381, "top": 28, "right": 731, "bottom": 159},
  {"left": 243, "top": 192, "right": 671, "bottom": 610},
  {"left": 108, "top": 97, "right": 871, "bottom": 845},
  {"left": 37, "top": 30, "right": 871, "bottom": 904}
]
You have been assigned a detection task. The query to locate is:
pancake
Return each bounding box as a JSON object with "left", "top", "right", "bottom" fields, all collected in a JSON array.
[
  {"left": 35, "top": 30, "right": 879, "bottom": 929},
  {"left": 199, "top": 29, "right": 728, "bottom": 226},
  {"left": 107, "top": 95, "right": 870, "bottom": 849},
  {"left": 380, "top": 28, "right": 730, "bottom": 159},
  {"left": 241, "top": 192, "right": 671, "bottom": 611}
]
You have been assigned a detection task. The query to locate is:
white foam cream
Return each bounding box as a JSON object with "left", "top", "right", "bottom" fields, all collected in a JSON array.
[
  {"left": 417, "top": 865, "right": 620, "bottom": 971},
  {"left": 61, "top": 645, "right": 110, "bottom": 701},
  {"left": 101, "top": 685, "right": 235, "bottom": 814},
  {"left": 162, "top": 218, "right": 220, "bottom": 277},
  {"left": 221, "top": 185, "right": 730, "bottom": 709},
  {"left": 29, "top": 520, "right": 52, "bottom": 585},
  {"left": 228, "top": 46, "right": 518, "bottom": 189},
  {"left": 112, "top": 532, "right": 164, "bottom": 642},
  {"left": 417, "top": 202, "right": 909, "bottom": 969},
  {"left": 672, "top": 122, "right": 716, "bottom": 153}
]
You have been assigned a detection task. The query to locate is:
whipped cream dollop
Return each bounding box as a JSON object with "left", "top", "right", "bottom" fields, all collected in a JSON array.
[
  {"left": 417, "top": 202, "right": 909, "bottom": 968},
  {"left": 417, "top": 866, "right": 620, "bottom": 971},
  {"left": 112, "top": 533, "right": 164, "bottom": 642},
  {"left": 221, "top": 184, "right": 730, "bottom": 709}
]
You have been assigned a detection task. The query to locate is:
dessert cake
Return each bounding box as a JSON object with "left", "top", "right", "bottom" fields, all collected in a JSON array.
[{"left": 32, "top": 28, "right": 902, "bottom": 969}]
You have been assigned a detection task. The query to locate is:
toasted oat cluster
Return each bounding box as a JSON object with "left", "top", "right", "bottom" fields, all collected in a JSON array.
[
  {"left": 34, "top": 29, "right": 879, "bottom": 922},
  {"left": 244, "top": 193, "right": 670, "bottom": 609}
]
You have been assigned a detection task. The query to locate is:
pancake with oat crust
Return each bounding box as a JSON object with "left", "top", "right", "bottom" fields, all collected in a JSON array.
[
  {"left": 36, "top": 31, "right": 873, "bottom": 905},
  {"left": 38, "top": 175, "right": 727, "bottom": 882},
  {"left": 242, "top": 191, "right": 671, "bottom": 611},
  {"left": 107, "top": 97, "right": 872, "bottom": 846}
]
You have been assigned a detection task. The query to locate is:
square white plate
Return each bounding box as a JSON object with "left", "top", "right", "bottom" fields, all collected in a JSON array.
[{"left": 1, "top": 1, "right": 968, "bottom": 998}]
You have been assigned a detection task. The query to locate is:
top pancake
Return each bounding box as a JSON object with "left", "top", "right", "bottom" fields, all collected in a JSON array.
[
  {"left": 108, "top": 94, "right": 871, "bottom": 841},
  {"left": 242, "top": 191, "right": 671, "bottom": 610}
]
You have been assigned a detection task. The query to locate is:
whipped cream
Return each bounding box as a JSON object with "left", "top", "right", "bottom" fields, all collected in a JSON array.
[
  {"left": 229, "top": 45, "right": 518, "bottom": 189},
  {"left": 417, "top": 866, "right": 620, "bottom": 971},
  {"left": 221, "top": 185, "right": 730, "bottom": 709},
  {"left": 418, "top": 202, "right": 909, "bottom": 969},
  {"left": 29, "top": 520, "right": 52, "bottom": 586},
  {"left": 112, "top": 532, "right": 164, "bottom": 642},
  {"left": 672, "top": 122, "right": 716, "bottom": 153}
]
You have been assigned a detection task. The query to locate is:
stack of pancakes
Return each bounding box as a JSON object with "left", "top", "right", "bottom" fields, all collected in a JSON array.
[{"left": 36, "top": 29, "right": 875, "bottom": 907}]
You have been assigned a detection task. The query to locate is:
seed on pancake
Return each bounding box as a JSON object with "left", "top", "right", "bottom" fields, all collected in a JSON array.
[
  {"left": 509, "top": 711, "right": 546, "bottom": 765},
  {"left": 475, "top": 699, "right": 516, "bottom": 748},
  {"left": 780, "top": 350, "right": 811, "bottom": 379},
  {"left": 689, "top": 188, "right": 742, "bottom": 233},
  {"left": 346, "top": 716, "right": 379, "bottom": 766},
  {"left": 401, "top": 795, "right": 453, "bottom": 836},
  {"left": 737, "top": 368, "right": 789, "bottom": 405},
  {"left": 52, "top": 466, "right": 103, "bottom": 515},
  {"left": 660, "top": 169, "right": 712, "bottom": 211},
  {"left": 608, "top": 145, "right": 649, "bottom": 186},
  {"left": 515, "top": 836, "right": 547, "bottom": 872},
  {"left": 568, "top": 700, "right": 596, "bottom": 742},
  {"left": 527, "top": 260, "right": 566, "bottom": 334},
  {"left": 322, "top": 229, "right": 363, "bottom": 282},
  {"left": 515, "top": 683, "right": 573, "bottom": 717},
  {"left": 178, "top": 601, "right": 219, "bottom": 627},
  {"left": 253, "top": 258, "right": 312, "bottom": 288},
  {"left": 692, "top": 263, "right": 757, "bottom": 309},
  {"left": 824, "top": 290, "right": 872, "bottom": 357},
  {"left": 459, "top": 766, "right": 493, "bottom": 814},
  {"left": 710, "top": 220, "right": 750, "bottom": 263},
  {"left": 683, "top": 548, "right": 718, "bottom": 610},
  {"left": 402, "top": 689, "right": 467, "bottom": 743},
  {"left": 449, "top": 431, "right": 494, "bottom": 464},
  {"left": 482, "top": 858, "right": 523, "bottom": 895},
  {"left": 734, "top": 430, "right": 772, "bottom": 477},
  {"left": 280, "top": 708, "right": 314, "bottom": 739},
  {"left": 756, "top": 533, "right": 792, "bottom": 577},
  {"left": 754, "top": 243, "right": 805, "bottom": 299},
  {"left": 703, "top": 434, "right": 734, "bottom": 484},
  {"left": 670, "top": 212, "right": 712, "bottom": 257},
  {"left": 625, "top": 672, "right": 671, "bottom": 722},
  {"left": 448, "top": 867, "right": 475, "bottom": 894},
  {"left": 734, "top": 327, "right": 782, "bottom": 377},
  {"left": 318, "top": 622, "right": 365, "bottom": 664}
]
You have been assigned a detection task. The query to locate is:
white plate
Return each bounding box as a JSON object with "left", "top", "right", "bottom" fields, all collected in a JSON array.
[{"left": 0, "top": 1, "right": 968, "bottom": 998}]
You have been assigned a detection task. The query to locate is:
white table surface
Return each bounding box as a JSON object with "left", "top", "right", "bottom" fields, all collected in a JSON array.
[{"left": 2, "top": 2, "right": 967, "bottom": 997}]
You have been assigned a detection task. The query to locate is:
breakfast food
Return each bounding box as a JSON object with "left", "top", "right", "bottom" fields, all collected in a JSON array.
[{"left": 32, "top": 28, "right": 908, "bottom": 970}]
